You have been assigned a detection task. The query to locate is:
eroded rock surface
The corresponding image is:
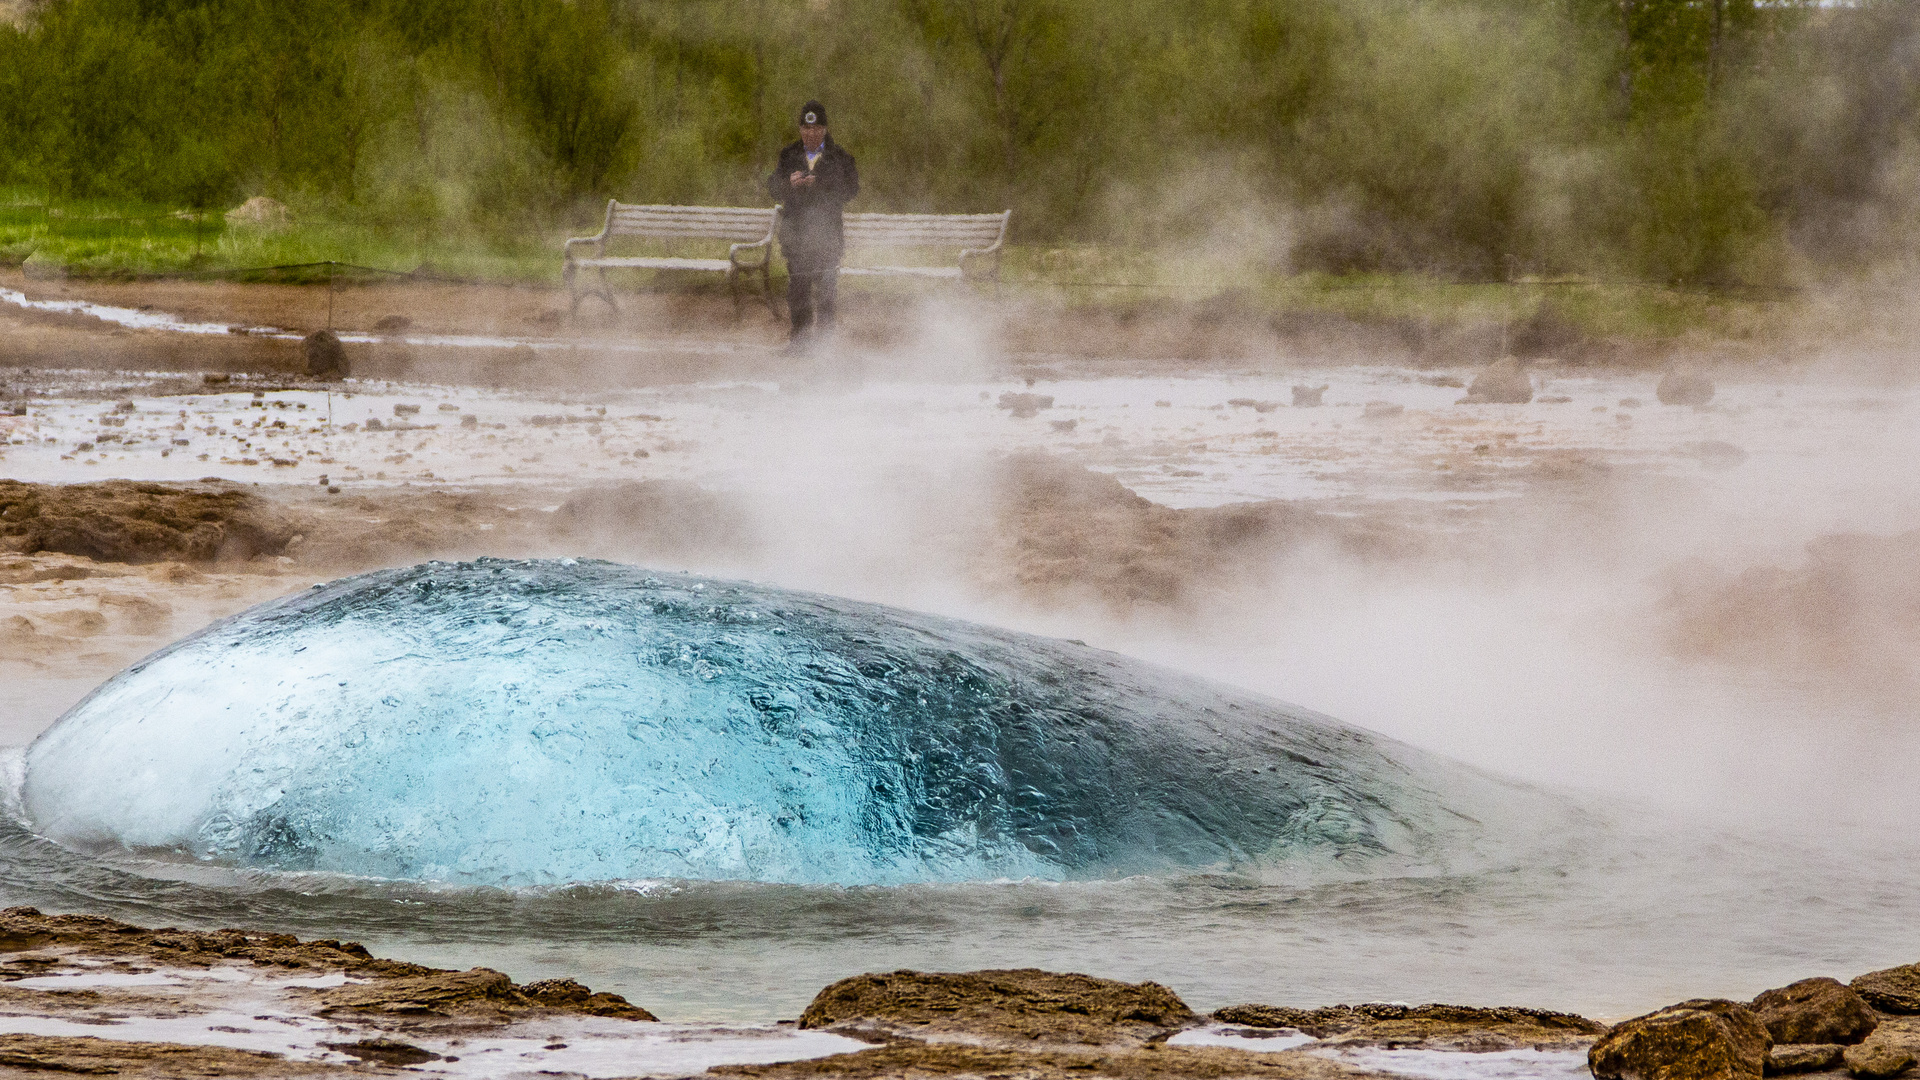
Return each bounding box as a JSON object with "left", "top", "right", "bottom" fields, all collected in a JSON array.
[
  {"left": 714, "top": 1040, "right": 1368, "bottom": 1080},
  {"left": 1750, "top": 977, "right": 1878, "bottom": 1045},
  {"left": 0, "top": 479, "right": 291, "bottom": 562},
  {"left": 1844, "top": 1042, "right": 1917, "bottom": 1079},
  {"left": 797, "top": 968, "right": 1198, "bottom": 1048},
  {"left": 1855, "top": 965, "right": 1920, "bottom": 1015},
  {"left": 1767, "top": 1043, "right": 1845, "bottom": 1074},
  {"left": 1589, "top": 998, "right": 1771, "bottom": 1080},
  {"left": 1210, "top": 1002, "right": 1606, "bottom": 1051},
  {"left": 0, "top": 906, "right": 654, "bottom": 1022},
  {"left": 0, "top": 1033, "right": 346, "bottom": 1077}
]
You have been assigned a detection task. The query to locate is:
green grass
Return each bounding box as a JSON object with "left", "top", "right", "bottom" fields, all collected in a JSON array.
[{"left": 0, "top": 189, "right": 1788, "bottom": 343}]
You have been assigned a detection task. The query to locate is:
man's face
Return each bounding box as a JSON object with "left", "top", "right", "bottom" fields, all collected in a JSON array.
[{"left": 800, "top": 123, "right": 826, "bottom": 153}]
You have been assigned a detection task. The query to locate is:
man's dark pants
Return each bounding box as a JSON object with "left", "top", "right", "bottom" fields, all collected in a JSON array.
[{"left": 785, "top": 253, "right": 839, "bottom": 342}]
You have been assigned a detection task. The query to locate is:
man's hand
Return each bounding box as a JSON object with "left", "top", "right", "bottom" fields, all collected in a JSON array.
[{"left": 790, "top": 170, "right": 815, "bottom": 187}]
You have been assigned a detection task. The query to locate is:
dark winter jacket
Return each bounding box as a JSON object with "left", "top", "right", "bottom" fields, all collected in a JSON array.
[{"left": 766, "top": 136, "right": 859, "bottom": 271}]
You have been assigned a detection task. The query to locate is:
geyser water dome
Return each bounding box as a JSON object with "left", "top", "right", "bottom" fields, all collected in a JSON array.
[{"left": 24, "top": 559, "right": 1548, "bottom": 886}]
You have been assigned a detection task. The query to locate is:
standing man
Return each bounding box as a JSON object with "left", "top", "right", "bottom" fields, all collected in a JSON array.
[{"left": 766, "top": 100, "right": 858, "bottom": 352}]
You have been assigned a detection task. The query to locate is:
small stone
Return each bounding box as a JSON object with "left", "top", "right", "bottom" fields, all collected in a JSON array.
[
  {"left": 1845, "top": 1043, "right": 1917, "bottom": 1079},
  {"left": 302, "top": 331, "right": 349, "bottom": 380},
  {"left": 1751, "top": 978, "right": 1878, "bottom": 1045},
  {"left": 1458, "top": 357, "right": 1533, "bottom": 404},
  {"left": 1291, "top": 384, "right": 1328, "bottom": 407},
  {"left": 1362, "top": 401, "right": 1404, "bottom": 419},
  {"left": 996, "top": 392, "right": 1054, "bottom": 419},
  {"left": 1659, "top": 369, "right": 1716, "bottom": 406},
  {"left": 1768, "top": 1044, "right": 1845, "bottom": 1074}
]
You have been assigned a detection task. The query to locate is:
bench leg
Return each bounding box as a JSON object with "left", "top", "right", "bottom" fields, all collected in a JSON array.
[
  {"left": 759, "top": 261, "right": 780, "bottom": 320},
  {"left": 728, "top": 266, "right": 742, "bottom": 320},
  {"left": 597, "top": 268, "right": 618, "bottom": 313}
]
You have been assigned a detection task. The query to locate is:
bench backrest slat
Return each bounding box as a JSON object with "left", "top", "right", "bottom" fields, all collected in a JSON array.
[
  {"left": 605, "top": 203, "right": 776, "bottom": 243},
  {"left": 843, "top": 211, "right": 1009, "bottom": 248}
]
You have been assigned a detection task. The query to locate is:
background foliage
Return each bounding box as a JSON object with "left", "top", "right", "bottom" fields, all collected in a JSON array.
[{"left": 2, "top": 0, "right": 1918, "bottom": 285}]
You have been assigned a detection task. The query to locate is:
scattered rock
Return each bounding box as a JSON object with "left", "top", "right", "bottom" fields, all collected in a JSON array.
[
  {"left": 0, "top": 614, "right": 35, "bottom": 643},
  {"left": 301, "top": 331, "right": 349, "bottom": 379},
  {"left": 1854, "top": 966, "right": 1920, "bottom": 1014},
  {"left": 1659, "top": 369, "right": 1716, "bottom": 406},
  {"left": 1751, "top": 978, "right": 1878, "bottom": 1045},
  {"left": 997, "top": 392, "right": 1055, "bottom": 418},
  {"left": 1291, "top": 384, "right": 1328, "bottom": 407},
  {"left": 1768, "top": 1043, "right": 1845, "bottom": 1074},
  {"left": 1419, "top": 375, "right": 1466, "bottom": 388},
  {"left": 1050, "top": 418, "right": 1078, "bottom": 432},
  {"left": 520, "top": 977, "right": 656, "bottom": 1020},
  {"left": 393, "top": 403, "right": 421, "bottom": 417},
  {"left": 1845, "top": 1043, "right": 1917, "bottom": 1079},
  {"left": 797, "top": 968, "right": 1198, "bottom": 1048},
  {"left": 1228, "top": 398, "right": 1282, "bottom": 412},
  {"left": 319, "top": 1038, "right": 441, "bottom": 1065},
  {"left": 1681, "top": 441, "right": 1748, "bottom": 469},
  {"left": 224, "top": 196, "right": 292, "bottom": 228},
  {"left": 1362, "top": 401, "right": 1404, "bottom": 419},
  {"left": 1213, "top": 1002, "right": 1606, "bottom": 1052},
  {"left": 1458, "top": 357, "right": 1533, "bottom": 404},
  {"left": 1589, "top": 999, "right": 1771, "bottom": 1080},
  {"left": 313, "top": 967, "right": 518, "bottom": 1016},
  {"left": 1538, "top": 395, "right": 1573, "bottom": 403},
  {"left": 372, "top": 314, "right": 413, "bottom": 333},
  {"left": 1619, "top": 398, "right": 1643, "bottom": 408},
  {"left": 202, "top": 372, "right": 231, "bottom": 385}
]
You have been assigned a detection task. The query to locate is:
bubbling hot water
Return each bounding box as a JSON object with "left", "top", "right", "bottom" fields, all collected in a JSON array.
[{"left": 23, "top": 558, "right": 1557, "bottom": 887}]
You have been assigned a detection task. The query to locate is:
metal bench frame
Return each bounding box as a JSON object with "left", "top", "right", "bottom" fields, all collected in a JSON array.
[{"left": 563, "top": 202, "right": 780, "bottom": 316}]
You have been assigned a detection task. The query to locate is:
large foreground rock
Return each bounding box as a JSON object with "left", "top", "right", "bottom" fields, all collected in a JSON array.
[
  {"left": 1854, "top": 965, "right": 1920, "bottom": 1014},
  {"left": 797, "top": 968, "right": 1198, "bottom": 1047},
  {"left": 1589, "top": 999, "right": 1771, "bottom": 1080},
  {"left": 1750, "top": 977, "right": 1879, "bottom": 1044},
  {"left": 1212, "top": 1001, "right": 1605, "bottom": 1051},
  {"left": 1459, "top": 357, "right": 1533, "bottom": 404}
]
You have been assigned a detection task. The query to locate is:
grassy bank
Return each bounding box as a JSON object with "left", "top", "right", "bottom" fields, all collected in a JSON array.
[{"left": 0, "top": 190, "right": 1791, "bottom": 346}]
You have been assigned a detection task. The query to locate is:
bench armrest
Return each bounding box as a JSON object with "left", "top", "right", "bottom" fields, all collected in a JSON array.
[
  {"left": 728, "top": 206, "right": 780, "bottom": 269},
  {"left": 957, "top": 210, "right": 1011, "bottom": 277},
  {"left": 563, "top": 199, "right": 619, "bottom": 263}
]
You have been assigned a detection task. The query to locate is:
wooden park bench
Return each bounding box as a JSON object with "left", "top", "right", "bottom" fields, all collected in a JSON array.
[
  {"left": 563, "top": 202, "right": 1013, "bottom": 313},
  {"left": 838, "top": 210, "right": 1012, "bottom": 282},
  {"left": 564, "top": 202, "right": 779, "bottom": 315}
]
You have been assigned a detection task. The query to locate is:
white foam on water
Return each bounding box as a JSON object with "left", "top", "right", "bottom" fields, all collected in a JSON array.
[
  {"left": 0, "top": 1011, "right": 868, "bottom": 1078},
  {"left": 1167, "top": 1024, "right": 1317, "bottom": 1051},
  {"left": 1317, "top": 1047, "right": 1591, "bottom": 1080}
]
